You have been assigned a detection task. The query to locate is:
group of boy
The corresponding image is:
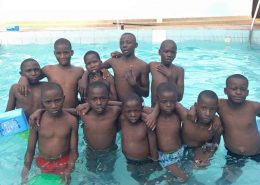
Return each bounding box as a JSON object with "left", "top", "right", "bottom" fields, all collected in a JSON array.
[{"left": 5, "top": 32, "right": 260, "bottom": 184}]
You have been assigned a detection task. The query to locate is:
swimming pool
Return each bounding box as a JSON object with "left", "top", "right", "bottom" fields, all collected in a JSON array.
[{"left": 0, "top": 29, "right": 260, "bottom": 185}]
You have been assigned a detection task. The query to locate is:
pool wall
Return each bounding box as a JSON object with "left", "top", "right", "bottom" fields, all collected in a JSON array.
[{"left": 1, "top": 29, "right": 260, "bottom": 45}]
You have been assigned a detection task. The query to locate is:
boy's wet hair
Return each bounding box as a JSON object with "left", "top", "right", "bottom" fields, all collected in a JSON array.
[
  {"left": 20, "top": 58, "right": 39, "bottom": 71},
  {"left": 156, "top": 82, "right": 177, "bottom": 97},
  {"left": 84, "top": 50, "right": 101, "bottom": 61},
  {"left": 226, "top": 74, "right": 248, "bottom": 87},
  {"left": 87, "top": 81, "right": 109, "bottom": 97},
  {"left": 197, "top": 90, "right": 218, "bottom": 103},
  {"left": 121, "top": 32, "right": 137, "bottom": 42},
  {"left": 160, "top": 40, "right": 177, "bottom": 50},
  {"left": 123, "top": 92, "right": 144, "bottom": 107},
  {"left": 54, "top": 38, "right": 72, "bottom": 49},
  {"left": 41, "top": 82, "right": 64, "bottom": 97}
]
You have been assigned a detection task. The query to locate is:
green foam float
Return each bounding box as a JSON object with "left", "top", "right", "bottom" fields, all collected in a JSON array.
[
  {"left": 27, "top": 173, "right": 63, "bottom": 185},
  {"left": 16, "top": 130, "right": 29, "bottom": 139}
]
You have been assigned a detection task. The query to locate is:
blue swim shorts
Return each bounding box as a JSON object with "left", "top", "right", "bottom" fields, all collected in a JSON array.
[{"left": 159, "top": 146, "right": 184, "bottom": 168}]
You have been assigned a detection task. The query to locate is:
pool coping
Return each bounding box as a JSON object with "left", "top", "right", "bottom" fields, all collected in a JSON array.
[{"left": 1, "top": 16, "right": 260, "bottom": 31}]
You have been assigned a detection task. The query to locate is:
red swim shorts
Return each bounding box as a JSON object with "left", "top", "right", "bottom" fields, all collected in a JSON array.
[{"left": 36, "top": 154, "right": 69, "bottom": 174}]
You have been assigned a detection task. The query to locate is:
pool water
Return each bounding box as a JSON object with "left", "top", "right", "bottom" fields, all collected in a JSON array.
[{"left": 0, "top": 35, "right": 260, "bottom": 185}]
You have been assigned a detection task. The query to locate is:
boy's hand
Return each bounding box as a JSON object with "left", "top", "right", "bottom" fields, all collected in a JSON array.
[
  {"left": 142, "top": 112, "right": 156, "bottom": 130},
  {"left": 188, "top": 104, "right": 197, "bottom": 122},
  {"left": 194, "top": 159, "right": 209, "bottom": 168},
  {"left": 21, "top": 167, "right": 29, "bottom": 184},
  {"left": 125, "top": 65, "right": 137, "bottom": 86},
  {"left": 110, "top": 51, "right": 123, "bottom": 58},
  {"left": 18, "top": 76, "right": 30, "bottom": 96},
  {"left": 76, "top": 103, "right": 90, "bottom": 116},
  {"left": 156, "top": 64, "right": 172, "bottom": 79},
  {"left": 78, "top": 78, "right": 87, "bottom": 101},
  {"left": 29, "top": 109, "right": 44, "bottom": 127}
]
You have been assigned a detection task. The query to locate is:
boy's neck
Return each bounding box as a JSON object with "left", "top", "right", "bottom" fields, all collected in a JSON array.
[
  {"left": 122, "top": 54, "right": 136, "bottom": 60},
  {"left": 58, "top": 63, "right": 71, "bottom": 68},
  {"left": 46, "top": 109, "right": 64, "bottom": 118},
  {"left": 28, "top": 81, "right": 40, "bottom": 86},
  {"left": 195, "top": 118, "right": 212, "bottom": 128},
  {"left": 91, "top": 107, "right": 107, "bottom": 116},
  {"left": 227, "top": 99, "right": 246, "bottom": 108},
  {"left": 160, "top": 110, "right": 176, "bottom": 118},
  {"left": 160, "top": 62, "right": 172, "bottom": 68}
]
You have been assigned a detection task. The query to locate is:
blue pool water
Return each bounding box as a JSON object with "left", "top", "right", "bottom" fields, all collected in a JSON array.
[{"left": 0, "top": 31, "right": 260, "bottom": 185}]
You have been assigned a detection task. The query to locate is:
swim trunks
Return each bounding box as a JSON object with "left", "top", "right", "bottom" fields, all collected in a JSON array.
[
  {"left": 159, "top": 146, "right": 184, "bottom": 168},
  {"left": 126, "top": 157, "right": 153, "bottom": 166},
  {"left": 86, "top": 144, "right": 118, "bottom": 173},
  {"left": 36, "top": 154, "right": 69, "bottom": 174},
  {"left": 225, "top": 148, "right": 260, "bottom": 167}
]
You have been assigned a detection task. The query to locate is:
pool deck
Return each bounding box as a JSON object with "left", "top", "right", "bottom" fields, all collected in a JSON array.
[{"left": 1, "top": 16, "right": 260, "bottom": 31}]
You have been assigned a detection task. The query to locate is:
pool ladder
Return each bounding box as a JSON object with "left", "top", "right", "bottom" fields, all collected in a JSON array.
[{"left": 249, "top": 0, "right": 260, "bottom": 43}]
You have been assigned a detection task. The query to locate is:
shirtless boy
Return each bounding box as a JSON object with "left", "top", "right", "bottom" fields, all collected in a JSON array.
[
  {"left": 81, "top": 50, "right": 117, "bottom": 101},
  {"left": 120, "top": 93, "right": 158, "bottom": 183},
  {"left": 149, "top": 40, "right": 184, "bottom": 106},
  {"left": 155, "top": 82, "right": 187, "bottom": 182},
  {"left": 21, "top": 82, "right": 78, "bottom": 185},
  {"left": 19, "top": 38, "right": 84, "bottom": 108},
  {"left": 6, "top": 58, "right": 46, "bottom": 119},
  {"left": 179, "top": 90, "right": 222, "bottom": 167},
  {"left": 216, "top": 74, "right": 260, "bottom": 184},
  {"left": 100, "top": 33, "right": 149, "bottom": 101},
  {"left": 79, "top": 81, "right": 121, "bottom": 174}
]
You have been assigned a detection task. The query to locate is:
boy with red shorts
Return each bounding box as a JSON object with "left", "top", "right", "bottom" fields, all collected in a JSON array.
[{"left": 21, "top": 82, "right": 78, "bottom": 185}]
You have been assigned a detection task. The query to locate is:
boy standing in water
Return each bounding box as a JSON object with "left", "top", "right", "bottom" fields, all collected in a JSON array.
[
  {"left": 155, "top": 82, "right": 187, "bottom": 182},
  {"left": 21, "top": 82, "right": 78, "bottom": 185},
  {"left": 120, "top": 93, "right": 158, "bottom": 183},
  {"left": 179, "top": 90, "right": 222, "bottom": 167},
  {"left": 149, "top": 40, "right": 184, "bottom": 106},
  {"left": 6, "top": 58, "right": 46, "bottom": 119},
  {"left": 216, "top": 74, "right": 260, "bottom": 184},
  {"left": 81, "top": 50, "right": 117, "bottom": 101},
  {"left": 79, "top": 81, "right": 121, "bottom": 174},
  {"left": 19, "top": 38, "right": 84, "bottom": 108}
]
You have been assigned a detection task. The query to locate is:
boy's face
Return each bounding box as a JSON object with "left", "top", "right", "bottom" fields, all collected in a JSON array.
[
  {"left": 224, "top": 78, "right": 248, "bottom": 104},
  {"left": 157, "top": 91, "right": 177, "bottom": 115},
  {"left": 123, "top": 100, "right": 142, "bottom": 124},
  {"left": 21, "top": 61, "right": 41, "bottom": 84},
  {"left": 88, "top": 87, "right": 109, "bottom": 114},
  {"left": 42, "top": 89, "right": 64, "bottom": 115},
  {"left": 195, "top": 96, "right": 218, "bottom": 124},
  {"left": 54, "top": 44, "right": 73, "bottom": 66},
  {"left": 159, "top": 43, "right": 176, "bottom": 67},
  {"left": 120, "top": 35, "right": 137, "bottom": 57},
  {"left": 84, "top": 54, "right": 102, "bottom": 74}
]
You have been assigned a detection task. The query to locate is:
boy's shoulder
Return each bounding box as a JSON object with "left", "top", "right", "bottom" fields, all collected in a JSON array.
[
  {"left": 171, "top": 64, "right": 184, "bottom": 72},
  {"left": 9, "top": 83, "right": 20, "bottom": 91}
]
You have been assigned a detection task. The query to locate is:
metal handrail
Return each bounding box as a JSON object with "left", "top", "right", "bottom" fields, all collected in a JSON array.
[{"left": 249, "top": 0, "right": 260, "bottom": 43}]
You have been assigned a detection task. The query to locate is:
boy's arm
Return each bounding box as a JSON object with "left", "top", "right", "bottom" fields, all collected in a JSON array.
[
  {"left": 63, "top": 108, "right": 78, "bottom": 117},
  {"left": 78, "top": 71, "right": 88, "bottom": 101},
  {"left": 142, "top": 105, "right": 158, "bottom": 130},
  {"left": 175, "top": 102, "right": 188, "bottom": 121},
  {"left": 175, "top": 68, "right": 184, "bottom": 102},
  {"left": 195, "top": 117, "right": 223, "bottom": 168},
  {"left": 63, "top": 118, "right": 78, "bottom": 183},
  {"left": 101, "top": 59, "right": 112, "bottom": 69},
  {"left": 5, "top": 85, "right": 16, "bottom": 111},
  {"left": 107, "top": 76, "right": 118, "bottom": 101},
  {"left": 254, "top": 102, "right": 260, "bottom": 117},
  {"left": 147, "top": 129, "right": 158, "bottom": 161},
  {"left": 21, "top": 127, "right": 38, "bottom": 184}
]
